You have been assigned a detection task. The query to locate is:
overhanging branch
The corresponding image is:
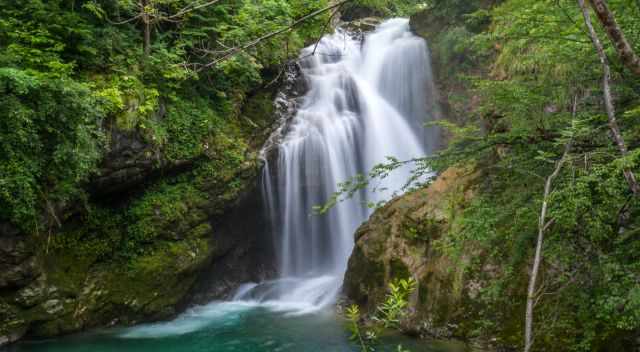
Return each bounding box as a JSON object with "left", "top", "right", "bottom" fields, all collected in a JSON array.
[{"left": 195, "top": 0, "right": 352, "bottom": 71}]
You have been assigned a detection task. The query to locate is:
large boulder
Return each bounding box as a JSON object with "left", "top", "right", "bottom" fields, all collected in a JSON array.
[{"left": 344, "top": 167, "right": 483, "bottom": 339}]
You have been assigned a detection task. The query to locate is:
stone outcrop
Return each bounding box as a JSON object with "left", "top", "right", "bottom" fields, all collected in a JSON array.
[{"left": 343, "top": 167, "right": 487, "bottom": 339}]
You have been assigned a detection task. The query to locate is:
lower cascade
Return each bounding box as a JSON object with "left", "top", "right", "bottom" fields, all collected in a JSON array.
[{"left": 233, "top": 18, "right": 439, "bottom": 312}]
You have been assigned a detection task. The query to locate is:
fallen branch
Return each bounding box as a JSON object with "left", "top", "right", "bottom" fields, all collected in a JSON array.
[{"left": 311, "top": 1, "right": 346, "bottom": 56}]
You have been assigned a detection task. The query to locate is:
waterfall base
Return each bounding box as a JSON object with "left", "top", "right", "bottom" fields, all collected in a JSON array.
[{"left": 231, "top": 275, "right": 342, "bottom": 315}]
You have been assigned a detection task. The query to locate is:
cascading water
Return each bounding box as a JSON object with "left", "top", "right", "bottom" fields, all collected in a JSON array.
[
  {"left": 10, "top": 18, "right": 445, "bottom": 352},
  {"left": 234, "top": 18, "right": 439, "bottom": 312}
]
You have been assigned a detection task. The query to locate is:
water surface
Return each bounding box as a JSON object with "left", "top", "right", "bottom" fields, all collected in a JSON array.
[{"left": 6, "top": 302, "right": 466, "bottom": 352}]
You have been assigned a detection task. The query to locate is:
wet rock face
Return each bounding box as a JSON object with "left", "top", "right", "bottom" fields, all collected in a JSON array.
[
  {"left": 91, "top": 128, "right": 158, "bottom": 197},
  {"left": 0, "top": 166, "right": 276, "bottom": 346},
  {"left": 90, "top": 126, "right": 197, "bottom": 199},
  {"left": 188, "top": 181, "right": 277, "bottom": 303},
  {"left": 0, "top": 224, "right": 39, "bottom": 290},
  {"left": 340, "top": 4, "right": 384, "bottom": 22},
  {"left": 0, "top": 85, "right": 283, "bottom": 347}
]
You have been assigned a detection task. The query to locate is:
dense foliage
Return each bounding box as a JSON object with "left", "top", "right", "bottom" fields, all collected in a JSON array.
[
  {"left": 3, "top": 0, "right": 637, "bottom": 350},
  {"left": 417, "top": 0, "right": 640, "bottom": 350},
  {"left": 0, "top": 0, "right": 335, "bottom": 234},
  {"left": 329, "top": 0, "right": 640, "bottom": 350}
]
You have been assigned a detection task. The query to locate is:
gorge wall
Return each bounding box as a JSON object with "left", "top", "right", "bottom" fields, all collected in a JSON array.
[{"left": 0, "top": 85, "right": 280, "bottom": 346}]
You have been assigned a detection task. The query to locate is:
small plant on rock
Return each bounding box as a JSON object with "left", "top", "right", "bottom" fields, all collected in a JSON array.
[{"left": 346, "top": 278, "right": 417, "bottom": 352}]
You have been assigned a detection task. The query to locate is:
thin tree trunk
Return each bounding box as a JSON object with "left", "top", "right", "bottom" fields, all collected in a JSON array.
[
  {"left": 579, "top": 0, "right": 640, "bottom": 197},
  {"left": 588, "top": 0, "right": 640, "bottom": 76},
  {"left": 523, "top": 98, "right": 576, "bottom": 352},
  {"left": 141, "top": 0, "right": 151, "bottom": 57}
]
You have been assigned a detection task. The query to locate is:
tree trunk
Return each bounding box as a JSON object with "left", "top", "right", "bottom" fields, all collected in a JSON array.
[
  {"left": 579, "top": 0, "right": 640, "bottom": 197},
  {"left": 589, "top": 0, "right": 640, "bottom": 76},
  {"left": 141, "top": 0, "right": 151, "bottom": 57},
  {"left": 523, "top": 98, "right": 576, "bottom": 352}
]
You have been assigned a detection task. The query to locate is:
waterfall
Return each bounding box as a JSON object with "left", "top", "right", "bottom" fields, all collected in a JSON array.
[{"left": 234, "top": 18, "right": 439, "bottom": 313}]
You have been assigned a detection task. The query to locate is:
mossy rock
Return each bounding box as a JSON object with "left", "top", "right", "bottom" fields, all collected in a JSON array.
[
  {"left": 0, "top": 299, "right": 27, "bottom": 346},
  {"left": 343, "top": 166, "right": 483, "bottom": 337}
]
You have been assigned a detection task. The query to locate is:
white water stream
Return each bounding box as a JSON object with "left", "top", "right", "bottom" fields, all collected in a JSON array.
[{"left": 233, "top": 18, "right": 439, "bottom": 313}]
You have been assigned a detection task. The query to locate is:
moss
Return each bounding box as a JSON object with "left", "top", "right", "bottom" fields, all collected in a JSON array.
[
  {"left": 43, "top": 249, "right": 92, "bottom": 294},
  {"left": 0, "top": 299, "right": 26, "bottom": 338},
  {"left": 114, "top": 237, "right": 212, "bottom": 314},
  {"left": 239, "top": 90, "right": 276, "bottom": 136},
  {"left": 48, "top": 206, "right": 124, "bottom": 264},
  {"left": 389, "top": 259, "right": 410, "bottom": 281},
  {"left": 128, "top": 182, "right": 209, "bottom": 244},
  {"left": 344, "top": 246, "right": 385, "bottom": 308},
  {"left": 403, "top": 214, "right": 444, "bottom": 243},
  {"left": 28, "top": 309, "right": 78, "bottom": 337},
  {"left": 161, "top": 97, "right": 221, "bottom": 162}
]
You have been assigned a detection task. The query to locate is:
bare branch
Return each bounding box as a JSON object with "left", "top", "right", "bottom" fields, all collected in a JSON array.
[
  {"left": 312, "top": 2, "right": 346, "bottom": 56},
  {"left": 166, "top": 0, "right": 223, "bottom": 20},
  {"left": 524, "top": 95, "right": 577, "bottom": 352},
  {"left": 105, "top": 13, "right": 142, "bottom": 25},
  {"left": 579, "top": 0, "right": 640, "bottom": 196}
]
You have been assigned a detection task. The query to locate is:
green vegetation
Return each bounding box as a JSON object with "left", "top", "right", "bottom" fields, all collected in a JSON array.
[
  {"left": 337, "top": 0, "right": 640, "bottom": 350},
  {"left": 347, "top": 278, "right": 417, "bottom": 352},
  {"left": 0, "top": 0, "right": 338, "bottom": 234},
  {"left": 0, "top": 0, "right": 435, "bottom": 343},
  {"left": 0, "top": 0, "right": 371, "bottom": 342},
  {"left": 3, "top": 0, "right": 638, "bottom": 350},
  {"left": 432, "top": 1, "right": 640, "bottom": 350}
]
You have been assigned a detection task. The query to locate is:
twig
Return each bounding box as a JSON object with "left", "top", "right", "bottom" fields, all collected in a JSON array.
[
  {"left": 311, "top": 2, "right": 345, "bottom": 56},
  {"left": 166, "top": 0, "right": 223, "bottom": 19}
]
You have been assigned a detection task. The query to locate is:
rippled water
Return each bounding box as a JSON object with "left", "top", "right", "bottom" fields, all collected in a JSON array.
[{"left": 6, "top": 303, "right": 466, "bottom": 352}]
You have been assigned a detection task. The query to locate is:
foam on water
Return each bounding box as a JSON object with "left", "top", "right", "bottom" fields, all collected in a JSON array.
[{"left": 119, "top": 301, "right": 260, "bottom": 338}]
